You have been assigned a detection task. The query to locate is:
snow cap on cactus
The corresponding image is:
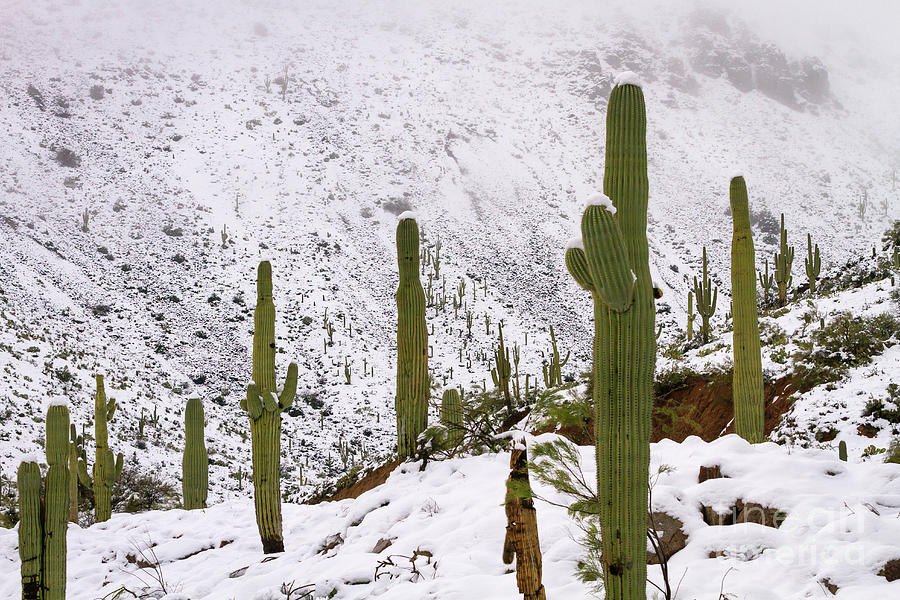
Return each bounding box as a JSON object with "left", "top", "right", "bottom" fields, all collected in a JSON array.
[
  {"left": 47, "top": 397, "right": 69, "bottom": 407},
  {"left": 585, "top": 192, "right": 617, "bottom": 214},
  {"left": 397, "top": 210, "right": 418, "bottom": 222},
  {"left": 19, "top": 452, "right": 43, "bottom": 465},
  {"left": 566, "top": 237, "right": 584, "bottom": 250},
  {"left": 614, "top": 70, "right": 642, "bottom": 88}
]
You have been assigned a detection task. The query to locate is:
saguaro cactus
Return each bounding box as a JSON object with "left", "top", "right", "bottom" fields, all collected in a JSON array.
[
  {"left": 68, "top": 424, "right": 82, "bottom": 523},
  {"left": 182, "top": 398, "right": 208, "bottom": 510},
  {"left": 758, "top": 259, "right": 774, "bottom": 305},
  {"left": 730, "top": 177, "right": 765, "bottom": 444},
  {"left": 541, "top": 325, "right": 570, "bottom": 388},
  {"left": 693, "top": 246, "right": 718, "bottom": 345},
  {"left": 839, "top": 440, "right": 848, "bottom": 462},
  {"left": 686, "top": 291, "right": 695, "bottom": 341},
  {"left": 564, "top": 73, "right": 656, "bottom": 599},
  {"left": 77, "top": 375, "right": 123, "bottom": 523},
  {"left": 440, "top": 389, "right": 464, "bottom": 447},
  {"left": 18, "top": 460, "right": 42, "bottom": 600},
  {"left": 774, "top": 213, "right": 794, "bottom": 306},
  {"left": 18, "top": 403, "right": 71, "bottom": 600},
  {"left": 241, "top": 261, "right": 298, "bottom": 554},
  {"left": 805, "top": 233, "right": 821, "bottom": 294},
  {"left": 491, "top": 323, "right": 513, "bottom": 411},
  {"left": 395, "top": 213, "right": 429, "bottom": 459}
]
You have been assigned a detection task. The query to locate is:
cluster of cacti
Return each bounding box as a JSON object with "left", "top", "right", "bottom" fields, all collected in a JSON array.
[
  {"left": 77, "top": 375, "right": 124, "bottom": 523},
  {"left": 19, "top": 403, "right": 71, "bottom": 600},
  {"left": 805, "top": 233, "right": 821, "bottom": 294},
  {"left": 692, "top": 246, "right": 717, "bottom": 345},
  {"left": 182, "top": 398, "right": 208, "bottom": 510},
  {"left": 729, "top": 176, "right": 765, "bottom": 443},
  {"left": 491, "top": 323, "right": 513, "bottom": 410},
  {"left": 240, "top": 261, "right": 298, "bottom": 554},
  {"left": 541, "top": 325, "right": 569, "bottom": 387},
  {"left": 565, "top": 75, "right": 656, "bottom": 598},
  {"left": 395, "top": 214, "right": 429, "bottom": 460},
  {"left": 774, "top": 214, "right": 794, "bottom": 306}
]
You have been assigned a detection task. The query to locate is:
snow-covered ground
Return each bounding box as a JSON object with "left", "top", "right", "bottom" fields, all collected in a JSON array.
[{"left": 2, "top": 435, "right": 899, "bottom": 599}]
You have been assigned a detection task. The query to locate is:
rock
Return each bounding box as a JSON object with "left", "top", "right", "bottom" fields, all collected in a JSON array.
[
  {"left": 647, "top": 512, "right": 688, "bottom": 564},
  {"left": 372, "top": 537, "right": 394, "bottom": 553},
  {"left": 879, "top": 558, "right": 900, "bottom": 582},
  {"left": 698, "top": 464, "right": 723, "bottom": 483},
  {"left": 734, "top": 500, "right": 787, "bottom": 528},
  {"left": 228, "top": 566, "right": 249, "bottom": 578}
]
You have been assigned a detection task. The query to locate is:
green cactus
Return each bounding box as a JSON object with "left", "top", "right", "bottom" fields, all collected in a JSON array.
[
  {"left": 395, "top": 215, "right": 429, "bottom": 460},
  {"left": 43, "top": 404, "right": 69, "bottom": 600},
  {"left": 182, "top": 398, "right": 208, "bottom": 510},
  {"left": 77, "top": 375, "right": 123, "bottom": 523},
  {"left": 541, "top": 325, "right": 570, "bottom": 388},
  {"left": 491, "top": 323, "right": 513, "bottom": 411},
  {"left": 440, "top": 389, "right": 464, "bottom": 447},
  {"left": 18, "top": 460, "right": 42, "bottom": 600},
  {"left": 686, "top": 291, "right": 695, "bottom": 342},
  {"left": 838, "top": 440, "right": 848, "bottom": 462},
  {"left": 774, "top": 213, "right": 794, "bottom": 306},
  {"left": 729, "top": 177, "right": 765, "bottom": 444},
  {"left": 564, "top": 76, "right": 656, "bottom": 599},
  {"left": 692, "top": 246, "right": 718, "bottom": 345},
  {"left": 240, "top": 261, "right": 298, "bottom": 554},
  {"left": 68, "top": 424, "right": 82, "bottom": 523},
  {"left": 805, "top": 233, "right": 821, "bottom": 294},
  {"left": 758, "top": 259, "right": 774, "bottom": 305}
]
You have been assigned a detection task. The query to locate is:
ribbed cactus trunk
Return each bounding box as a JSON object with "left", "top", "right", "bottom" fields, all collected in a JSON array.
[
  {"left": 565, "top": 76, "right": 655, "bottom": 599},
  {"left": 241, "top": 261, "right": 298, "bottom": 554},
  {"left": 182, "top": 398, "right": 209, "bottom": 510},
  {"left": 89, "top": 375, "right": 121, "bottom": 523},
  {"left": 730, "top": 177, "right": 765, "bottom": 444},
  {"left": 17, "top": 461, "right": 42, "bottom": 600},
  {"left": 440, "top": 389, "right": 464, "bottom": 447},
  {"left": 43, "top": 405, "right": 69, "bottom": 600},
  {"left": 395, "top": 215, "right": 429, "bottom": 459}
]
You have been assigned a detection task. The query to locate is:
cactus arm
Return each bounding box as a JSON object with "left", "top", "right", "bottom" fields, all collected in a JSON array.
[
  {"left": 558, "top": 350, "right": 570, "bottom": 368},
  {"left": 581, "top": 201, "right": 635, "bottom": 312},
  {"left": 278, "top": 362, "right": 298, "bottom": 410},
  {"left": 17, "top": 460, "right": 43, "bottom": 599},
  {"left": 245, "top": 383, "right": 263, "bottom": 420},
  {"left": 565, "top": 244, "right": 594, "bottom": 291},
  {"left": 77, "top": 458, "right": 92, "bottom": 487}
]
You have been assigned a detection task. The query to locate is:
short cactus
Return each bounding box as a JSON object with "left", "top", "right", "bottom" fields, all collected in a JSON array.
[
  {"left": 395, "top": 214, "right": 429, "bottom": 459},
  {"left": 729, "top": 176, "right": 765, "bottom": 443},
  {"left": 692, "top": 246, "right": 717, "bottom": 345},
  {"left": 240, "top": 261, "right": 298, "bottom": 554},
  {"left": 758, "top": 259, "right": 774, "bottom": 305},
  {"left": 805, "top": 233, "right": 821, "bottom": 294},
  {"left": 686, "top": 291, "right": 695, "bottom": 341},
  {"left": 182, "top": 398, "right": 208, "bottom": 510},
  {"left": 440, "top": 389, "right": 464, "bottom": 447},
  {"left": 839, "top": 440, "right": 848, "bottom": 462},
  {"left": 77, "top": 375, "right": 123, "bottom": 523},
  {"left": 491, "top": 323, "right": 513, "bottom": 411},
  {"left": 541, "top": 325, "right": 570, "bottom": 388}
]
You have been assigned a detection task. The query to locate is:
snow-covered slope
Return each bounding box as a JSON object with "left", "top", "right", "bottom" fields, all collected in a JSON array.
[
  {"left": 2, "top": 435, "right": 899, "bottom": 599},
  {"left": 2, "top": 0, "right": 899, "bottom": 493}
]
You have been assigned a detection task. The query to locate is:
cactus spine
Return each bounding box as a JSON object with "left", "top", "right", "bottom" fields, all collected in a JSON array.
[
  {"left": 564, "top": 76, "right": 656, "bottom": 599},
  {"left": 77, "top": 375, "right": 123, "bottom": 523},
  {"left": 729, "top": 177, "right": 765, "bottom": 444},
  {"left": 692, "top": 246, "right": 718, "bottom": 345},
  {"left": 541, "top": 325, "right": 570, "bottom": 388},
  {"left": 240, "top": 261, "right": 298, "bottom": 554},
  {"left": 395, "top": 215, "right": 429, "bottom": 459},
  {"left": 440, "top": 389, "right": 464, "bottom": 447},
  {"left": 18, "top": 404, "right": 71, "bottom": 600},
  {"left": 805, "top": 233, "right": 821, "bottom": 294},
  {"left": 182, "top": 398, "right": 208, "bottom": 510},
  {"left": 774, "top": 213, "right": 794, "bottom": 306}
]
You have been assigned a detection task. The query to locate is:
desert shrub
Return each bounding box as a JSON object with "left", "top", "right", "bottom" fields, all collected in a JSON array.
[
  {"left": 792, "top": 311, "right": 899, "bottom": 387},
  {"left": 885, "top": 438, "right": 900, "bottom": 464},
  {"left": 89, "top": 85, "right": 104, "bottom": 100},
  {"left": 112, "top": 463, "right": 179, "bottom": 513}
]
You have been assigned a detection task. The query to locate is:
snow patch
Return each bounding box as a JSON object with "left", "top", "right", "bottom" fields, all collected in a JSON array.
[
  {"left": 585, "top": 193, "right": 616, "bottom": 214},
  {"left": 47, "top": 397, "right": 69, "bottom": 407},
  {"left": 615, "top": 71, "right": 642, "bottom": 88},
  {"left": 397, "top": 210, "right": 418, "bottom": 222},
  {"left": 565, "top": 237, "right": 584, "bottom": 250}
]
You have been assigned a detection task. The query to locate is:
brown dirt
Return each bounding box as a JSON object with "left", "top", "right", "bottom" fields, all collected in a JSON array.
[{"left": 305, "top": 460, "right": 400, "bottom": 505}]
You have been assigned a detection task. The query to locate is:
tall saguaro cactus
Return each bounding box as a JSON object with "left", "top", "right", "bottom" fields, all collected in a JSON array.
[
  {"left": 18, "top": 403, "right": 71, "bottom": 600},
  {"left": 564, "top": 74, "right": 656, "bottom": 599},
  {"left": 805, "top": 233, "right": 821, "bottom": 294},
  {"left": 774, "top": 213, "right": 794, "bottom": 306},
  {"left": 182, "top": 398, "right": 208, "bottom": 510},
  {"left": 77, "top": 375, "right": 123, "bottom": 523},
  {"left": 395, "top": 213, "right": 429, "bottom": 459},
  {"left": 440, "top": 389, "right": 464, "bottom": 447},
  {"left": 729, "top": 177, "right": 765, "bottom": 443},
  {"left": 240, "top": 261, "right": 298, "bottom": 554},
  {"left": 693, "top": 246, "right": 718, "bottom": 345}
]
